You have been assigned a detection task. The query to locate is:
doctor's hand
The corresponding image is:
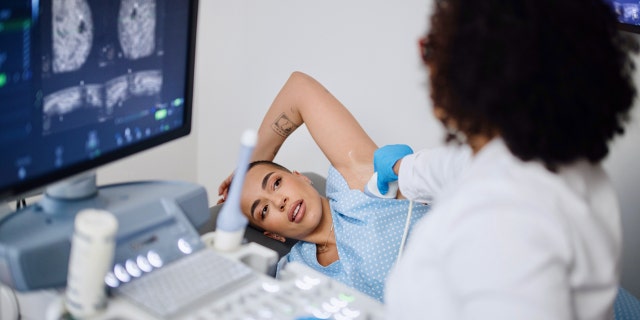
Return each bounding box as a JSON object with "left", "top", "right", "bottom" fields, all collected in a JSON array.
[{"left": 373, "top": 144, "right": 413, "bottom": 195}]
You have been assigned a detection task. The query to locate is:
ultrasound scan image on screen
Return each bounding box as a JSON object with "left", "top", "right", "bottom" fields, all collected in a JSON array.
[
  {"left": 0, "top": 0, "right": 203, "bottom": 292},
  {"left": 0, "top": 0, "right": 196, "bottom": 201}
]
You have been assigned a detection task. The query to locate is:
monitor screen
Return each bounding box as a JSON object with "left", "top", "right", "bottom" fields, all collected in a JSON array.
[
  {"left": 605, "top": 0, "right": 640, "bottom": 33},
  {"left": 0, "top": 0, "right": 207, "bottom": 293},
  {"left": 0, "top": 0, "right": 198, "bottom": 202}
]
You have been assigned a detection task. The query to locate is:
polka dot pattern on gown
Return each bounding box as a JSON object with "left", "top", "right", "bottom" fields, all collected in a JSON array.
[{"left": 277, "top": 166, "right": 430, "bottom": 302}]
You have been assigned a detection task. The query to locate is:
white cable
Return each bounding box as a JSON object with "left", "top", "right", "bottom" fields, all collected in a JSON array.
[{"left": 397, "top": 200, "right": 413, "bottom": 261}]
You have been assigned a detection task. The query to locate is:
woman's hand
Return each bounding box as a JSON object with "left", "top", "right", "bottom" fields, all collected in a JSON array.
[{"left": 217, "top": 172, "right": 234, "bottom": 204}]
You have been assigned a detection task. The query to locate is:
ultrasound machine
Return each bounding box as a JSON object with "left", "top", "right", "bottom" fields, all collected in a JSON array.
[{"left": 0, "top": 1, "right": 383, "bottom": 319}]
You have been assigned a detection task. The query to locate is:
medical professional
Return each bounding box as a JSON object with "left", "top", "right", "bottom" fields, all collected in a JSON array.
[{"left": 376, "top": 0, "right": 639, "bottom": 319}]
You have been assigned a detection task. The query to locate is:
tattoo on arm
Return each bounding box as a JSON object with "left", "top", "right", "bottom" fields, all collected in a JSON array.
[{"left": 271, "top": 113, "right": 299, "bottom": 138}]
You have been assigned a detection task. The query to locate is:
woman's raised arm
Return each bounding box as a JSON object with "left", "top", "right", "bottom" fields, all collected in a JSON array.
[
  {"left": 219, "top": 72, "right": 377, "bottom": 200},
  {"left": 251, "top": 71, "right": 377, "bottom": 189}
]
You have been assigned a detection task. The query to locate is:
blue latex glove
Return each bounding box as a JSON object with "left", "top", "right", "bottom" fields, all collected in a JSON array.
[{"left": 373, "top": 144, "right": 414, "bottom": 195}]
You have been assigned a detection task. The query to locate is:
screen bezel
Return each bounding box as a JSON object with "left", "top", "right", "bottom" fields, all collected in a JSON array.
[
  {"left": 0, "top": 0, "right": 200, "bottom": 202},
  {"left": 618, "top": 22, "right": 640, "bottom": 34}
]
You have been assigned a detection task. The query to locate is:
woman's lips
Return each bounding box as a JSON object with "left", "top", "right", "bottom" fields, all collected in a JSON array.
[{"left": 289, "top": 200, "right": 305, "bottom": 223}]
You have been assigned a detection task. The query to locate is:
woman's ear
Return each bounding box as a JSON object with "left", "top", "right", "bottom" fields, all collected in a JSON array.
[{"left": 263, "top": 231, "right": 286, "bottom": 243}]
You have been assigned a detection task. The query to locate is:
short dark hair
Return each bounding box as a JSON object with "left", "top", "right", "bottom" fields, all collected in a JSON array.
[
  {"left": 248, "top": 160, "right": 291, "bottom": 173},
  {"left": 424, "top": 0, "right": 638, "bottom": 170}
]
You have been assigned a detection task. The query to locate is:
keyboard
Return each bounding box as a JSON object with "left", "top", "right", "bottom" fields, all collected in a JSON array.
[
  {"left": 112, "top": 247, "right": 384, "bottom": 319},
  {"left": 112, "top": 248, "right": 256, "bottom": 318}
]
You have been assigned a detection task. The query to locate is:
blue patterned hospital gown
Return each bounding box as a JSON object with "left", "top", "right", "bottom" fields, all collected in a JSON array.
[{"left": 276, "top": 166, "right": 430, "bottom": 302}]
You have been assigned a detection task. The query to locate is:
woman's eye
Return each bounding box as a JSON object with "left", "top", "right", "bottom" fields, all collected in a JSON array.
[
  {"left": 260, "top": 205, "right": 268, "bottom": 220},
  {"left": 273, "top": 178, "right": 281, "bottom": 190}
]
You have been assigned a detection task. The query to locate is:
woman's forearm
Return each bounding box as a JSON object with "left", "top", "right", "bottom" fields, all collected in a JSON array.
[
  {"left": 252, "top": 71, "right": 375, "bottom": 168},
  {"left": 251, "top": 71, "right": 376, "bottom": 192},
  {"left": 251, "top": 72, "right": 307, "bottom": 162}
]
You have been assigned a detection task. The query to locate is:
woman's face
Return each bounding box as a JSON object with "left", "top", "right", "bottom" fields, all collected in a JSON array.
[{"left": 240, "top": 164, "right": 324, "bottom": 241}]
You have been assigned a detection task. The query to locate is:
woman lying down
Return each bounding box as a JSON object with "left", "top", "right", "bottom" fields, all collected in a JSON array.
[{"left": 217, "top": 72, "right": 467, "bottom": 302}]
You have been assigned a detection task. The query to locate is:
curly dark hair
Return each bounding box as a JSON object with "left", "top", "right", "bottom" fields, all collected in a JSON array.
[{"left": 423, "top": 0, "right": 638, "bottom": 170}]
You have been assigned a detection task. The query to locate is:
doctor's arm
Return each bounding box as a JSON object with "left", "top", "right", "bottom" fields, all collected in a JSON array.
[{"left": 375, "top": 144, "right": 472, "bottom": 203}]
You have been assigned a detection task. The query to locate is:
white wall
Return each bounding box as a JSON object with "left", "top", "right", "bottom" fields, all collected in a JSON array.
[
  {"left": 195, "top": 0, "right": 442, "bottom": 204},
  {"left": 102, "top": 0, "right": 640, "bottom": 296},
  {"left": 96, "top": 134, "right": 198, "bottom": 186}
]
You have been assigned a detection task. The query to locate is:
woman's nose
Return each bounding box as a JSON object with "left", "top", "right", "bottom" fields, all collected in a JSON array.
[{"left": 278, "top": 196, "right": 288, "bottom": 211}]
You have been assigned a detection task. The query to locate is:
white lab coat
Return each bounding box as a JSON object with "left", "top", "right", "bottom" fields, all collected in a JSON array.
[{"left": 386, "top": 138, "right": 621, "bottom": 320}]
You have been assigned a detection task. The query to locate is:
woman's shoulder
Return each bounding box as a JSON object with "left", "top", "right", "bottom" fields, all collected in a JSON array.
[
  {"left": 326, "top": 166, "right": 350, "bottom": 192},
  {"left": 327, "top": 159, "right": 373, "bottom": 191}
]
